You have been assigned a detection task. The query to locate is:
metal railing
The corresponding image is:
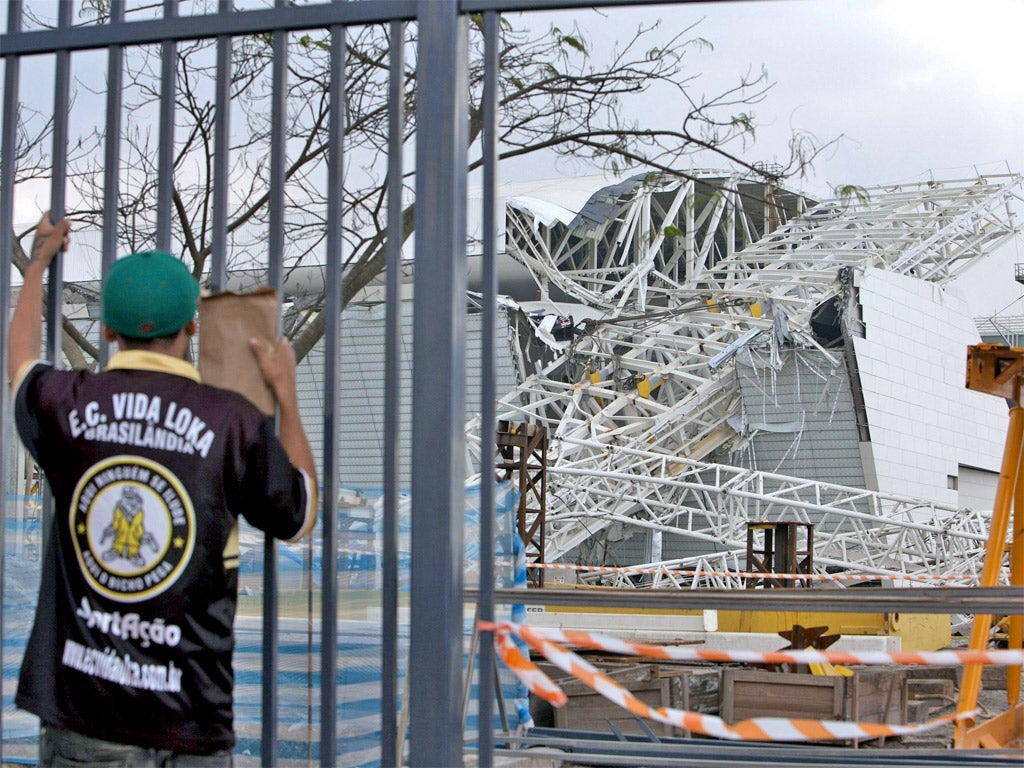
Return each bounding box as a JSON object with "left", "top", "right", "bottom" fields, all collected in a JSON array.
[{"left": 0, "top": 2, "right": 491, "bottom": 765}]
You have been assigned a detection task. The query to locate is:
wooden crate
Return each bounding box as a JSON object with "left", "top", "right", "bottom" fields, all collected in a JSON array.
[
  {"left": 720, "top": 667, "right": 906, "bottom": 745},
  {"left": 553, "top": 663, "right": 719, "bottom": 738}
]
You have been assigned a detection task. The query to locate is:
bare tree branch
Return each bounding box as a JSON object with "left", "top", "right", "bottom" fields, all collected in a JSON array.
[{"left": 15, "top": 5, "right": 833, "bottom": 366}]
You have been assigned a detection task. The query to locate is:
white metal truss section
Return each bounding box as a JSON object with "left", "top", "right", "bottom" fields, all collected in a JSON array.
[
  {"left": 686, "top": 174, "right": 1024, "bottom": 300},
  {"left": 547, "top": 438, "right": 994, "bottom": 587},
  {"left": 494, "top": 173, "right": 1022, "bottom": 563},
  {"left": 506, "top": 173, "right": 1023, "bottom": 314},
  {"left": 505, "top": 172, "right": 809, "bottom": 313}
]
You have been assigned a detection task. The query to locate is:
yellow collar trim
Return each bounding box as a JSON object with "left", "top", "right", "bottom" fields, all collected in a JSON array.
[{"left": 105, "top": 350, "right": 201, "bottom": 383}]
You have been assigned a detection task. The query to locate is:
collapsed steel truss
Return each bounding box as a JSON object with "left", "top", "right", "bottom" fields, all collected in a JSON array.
[
  {"left": 490, "top": 171, "right": 1024, "bottom": 582},
  {"left": 550, "top": 437, "right": 991, "bottom": 588},
  {"left": 505, "top": 173, "right": 809, "bottom": 312}
]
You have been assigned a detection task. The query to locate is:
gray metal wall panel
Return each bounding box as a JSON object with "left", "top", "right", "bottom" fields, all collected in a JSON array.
[
  {"left": 662, "top": 522, "right": 727, "bottom": 562},
  {"left": 295, "top": 302, "right": 518, "bottom": 489},
  {"left": 733, "top": 348, "right": 868, "bottom": 536},
  {"left": 605, "top": 528, "right": 648, "bottom": 565},
  {"left": 562, "top": 523, "right": 730, "bottom": 567},
  {"left": 731, "top": 348, "right": 869, "bottom": 521}
]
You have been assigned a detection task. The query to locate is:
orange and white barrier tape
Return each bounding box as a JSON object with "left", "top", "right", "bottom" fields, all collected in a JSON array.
[
  {"left": 528, "top": 561, "right": 976, "bottom": 583},
  {"left": 493, "top": 624, "right": 567, "bottom": 707},
  {"left": 481, "top": 621, "right": 988, "bottom": 742},
  {"left": 504, "top": 623, "right": 1024, "bottom": 668}
]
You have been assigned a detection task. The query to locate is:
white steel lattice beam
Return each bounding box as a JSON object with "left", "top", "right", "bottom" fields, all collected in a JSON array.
[{"left": 544, "top": 437, "right": 992, "bottom": 585}]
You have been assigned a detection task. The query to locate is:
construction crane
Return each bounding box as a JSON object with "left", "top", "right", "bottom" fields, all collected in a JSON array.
[{"left": 954, "top": 343, "right": 1023, "bottom": 749}]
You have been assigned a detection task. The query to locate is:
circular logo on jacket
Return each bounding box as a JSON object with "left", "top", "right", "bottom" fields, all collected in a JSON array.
[{"left": 70, "top": 455, "right": 195, "bottom": 603}]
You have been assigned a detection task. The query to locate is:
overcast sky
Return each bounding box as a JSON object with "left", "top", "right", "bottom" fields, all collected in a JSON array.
[
  {"left": 511, "top": 0, "right": 1024, "bottom": 317},
  {"left": 5, "top": 0, "right": 1022, "bottom": 316}
]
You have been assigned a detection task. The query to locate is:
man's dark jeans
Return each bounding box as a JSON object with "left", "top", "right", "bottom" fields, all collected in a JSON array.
[{"left": 39, "top": 723, "right": 233, "bottom": 768}]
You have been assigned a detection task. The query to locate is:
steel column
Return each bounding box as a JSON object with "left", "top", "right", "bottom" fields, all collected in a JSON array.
[
  {"left": 209, "top": 0, "right": 232, "bottom": 294},
  {"left": 381, "top": 18, "right": 406, "bottom": 768},
  {"left": 1010, "top": 457, "right": 1023, "bottom": 707},
  {"left": 409, "top": 1, "right": 468, "bottom": 764},
  {"left": 45, "top": 1, "right": 72, "bottom": 363},
  {"left": 261, "top": 2, "right": 290, "bottom": 759},
  {"left": 476, "top": 11, "right": 501, "bottom": 764},
  {"left": 37, "top": 0, "right": 73, "bottom": 578},
  {"left": 320, "top": 15, "right": 347, "bottom": 766},
  {"left": 497, "top": 423, "right": 548, "bottom": 587},
  {"left": 98, "top": 1, "right": 125, "bottom": 368},
  {"left": 0, "top": 3, "right": 23, "bottom": 758},
  {"left": 155, "top": 0, "right": 177, "bottom": 251}
]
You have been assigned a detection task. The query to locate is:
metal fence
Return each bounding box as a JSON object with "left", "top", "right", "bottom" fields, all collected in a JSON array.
[
  {"left": 0, "top": 1, "right": 556, "bottom": 764},
  {"left": 6, "top": 2, "right": 1020, "bottom": 767}
]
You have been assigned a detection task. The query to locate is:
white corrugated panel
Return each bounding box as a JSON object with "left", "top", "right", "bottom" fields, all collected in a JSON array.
[
  {"left": 732, "top": 348, "right": 868, "bottom": 490},
  {"left": 957, "top": 465, "right": 998, "bottom": 514}
]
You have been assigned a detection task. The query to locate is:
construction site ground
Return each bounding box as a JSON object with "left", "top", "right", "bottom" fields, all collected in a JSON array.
[
  {"left": 483, "top": 673, "right": 1020, "bottom": 767},
  {"left": 496, "top": 642, "right": 1022, "bottom": 767}
]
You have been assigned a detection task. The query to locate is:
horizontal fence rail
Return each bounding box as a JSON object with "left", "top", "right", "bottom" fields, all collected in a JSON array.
[{"left": 483, "top": 586, "right": 1024, "bottom": 615}]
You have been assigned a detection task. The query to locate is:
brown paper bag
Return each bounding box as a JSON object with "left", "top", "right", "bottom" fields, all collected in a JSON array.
[{"left": 198, "top": 287, "right": 278, "bottom": 415}]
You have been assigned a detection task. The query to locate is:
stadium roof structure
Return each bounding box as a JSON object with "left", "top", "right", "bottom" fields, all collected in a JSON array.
[{"left": 477, "top": 170, "right": 1024, "bottom": 587}]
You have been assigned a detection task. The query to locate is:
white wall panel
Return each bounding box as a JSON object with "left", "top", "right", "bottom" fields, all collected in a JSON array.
[
  {"left": 852, "top": 268, "right": 1007, "bottom": 504},
  {"left": 958, "top": 465, "right": 999, "bottom": 513}
]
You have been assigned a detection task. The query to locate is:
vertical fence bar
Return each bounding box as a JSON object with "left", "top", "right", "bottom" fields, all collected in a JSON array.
[
  {"left": 409, "top": 1, "right": 468, "bottom": 764},
  {"left": 209, "top": 0, "right": 232, "bottom": 293},
  {"left": 45, "top": 1, "right": 72, "bottom": 363},
  {"left": 99, "top": 0, "right": 125, "bottom": 368},
  {"left": 0, "top": 1, "right": 24, "bottom": 759},
  {"left": 476, "top": 10, "right": 500, "bottom": 766},
  {"left": 262, "top": 4, "right": 289, "bottom": 760},
  {"left": 39, "top": 0, "right": 73, "bottom": 567},
  {"left": 155, "top": 0, "right": 177, "bottom": 251},
  {"left": 381, "top": 18, "right": 405, "bottom": 768},
  {"left": 320, "top": 16, "right": 346, "bottom": 768}
]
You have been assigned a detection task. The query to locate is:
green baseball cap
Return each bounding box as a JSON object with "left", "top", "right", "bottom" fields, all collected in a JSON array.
[{"left": 102, "top": 251, "right": 200, "bottom": 339}]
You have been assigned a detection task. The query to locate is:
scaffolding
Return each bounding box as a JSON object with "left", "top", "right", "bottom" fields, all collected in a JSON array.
[{"left": 496, "top": 421, "right": 548, "bottom": 587}]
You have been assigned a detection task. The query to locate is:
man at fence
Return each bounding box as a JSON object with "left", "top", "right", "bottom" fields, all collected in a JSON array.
[{"left": 8, "top": 213, "right": 318, "bottom": 766}]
